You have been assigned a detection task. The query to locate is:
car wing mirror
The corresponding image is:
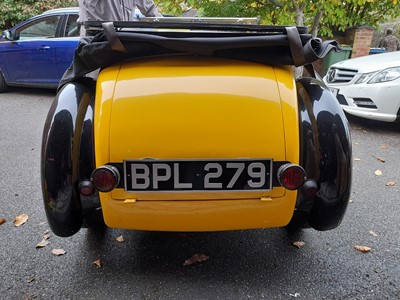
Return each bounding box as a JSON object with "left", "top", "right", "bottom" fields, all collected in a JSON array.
[{"left": 4, "top": 30, "right": 18, "bottom": 41}]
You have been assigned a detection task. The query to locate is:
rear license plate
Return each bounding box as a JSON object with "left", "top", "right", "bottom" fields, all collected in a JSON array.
[{"left": 124, "top": 159, "right": 272, "bottom": 192}]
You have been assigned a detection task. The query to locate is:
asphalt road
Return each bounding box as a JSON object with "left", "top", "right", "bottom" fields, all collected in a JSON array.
[{"left": 0, "top": 88, "right": 399, "bottom": 300}]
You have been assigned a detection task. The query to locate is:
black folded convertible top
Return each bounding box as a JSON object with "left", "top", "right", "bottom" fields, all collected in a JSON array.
[{"left": 59, "top": 21, "right": 340, "bottom": 88}]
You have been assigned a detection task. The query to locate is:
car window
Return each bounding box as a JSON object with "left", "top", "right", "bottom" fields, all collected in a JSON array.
[
  {"left": 16, "top": 16, "right": 60, "bottom": 40},
  {"left": 65, "top": 14, "right": 80, "bottom": 37}
]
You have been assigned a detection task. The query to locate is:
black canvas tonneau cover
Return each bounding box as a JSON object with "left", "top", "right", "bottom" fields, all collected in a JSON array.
[{"left": 59, "top": 20, "right": 340, "bottom": 88}]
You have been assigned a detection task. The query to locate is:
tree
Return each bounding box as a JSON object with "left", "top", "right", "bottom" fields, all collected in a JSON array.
[
  {"left": 174, "top": 0, "right": 399, "bottom": 37},
  {"left": 321, "top": 0, "right": 399, "bottom": 36},
  {"left": 0, "top": 0, "right": 77, "bottom": 30}
]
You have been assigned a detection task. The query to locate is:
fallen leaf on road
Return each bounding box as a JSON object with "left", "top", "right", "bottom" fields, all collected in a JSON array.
[
  {"left": 52, "top": 249, "right": 66, "bottom": 256},
  {"left": 386, "top": 181, "right": 396, "bottom": 187},
  {"left": 373, "top": 156, "right": 385, "bottom": 163},
  {"left": 0, "top": 218, "right": 6, "bottom": 225},
  {"left": 292, "top": 241, "right": 305, "bottom": 249},
  {"left": 289, "top": 293, "right": 301, "bottom": 298},
  {"left": 379, "top": 144, "right": 388, "bottom": 149},
  {"left": 369, "top": 231, "right": 378, "bottom": 237},
  {"left": 93, "top": 259, "right": 103, "bottom": 268},
  {"left": 36, "top": 239, "right": 49, "bottom": 249},
  {"left": 354, "top": 158, "right": 361, "bottom": 161},
  {"left": 183, "top": 254, "right": 209, "bottom": 266},
  {"left": 116, "top": 235, "right": 124, "bottom": 243},
  {"left": 14, "top": 214, "right": 28, "bottom": 227},
  {"left": 354, "top": 245, "right": 371, "bottom": 253},
  {"left": 374, "top": 170, "right": 382, "bottom": 176},
  {"left": 27, "top": 276, "right": 35, "bottom": 283}
]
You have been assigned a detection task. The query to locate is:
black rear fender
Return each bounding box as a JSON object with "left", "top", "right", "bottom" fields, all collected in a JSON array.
[
  {"left": 296, "top": 77, "right": 352, "bottom": 231},
  {"left": 41, "top": 79, "right": 96, "bottom": 237}
]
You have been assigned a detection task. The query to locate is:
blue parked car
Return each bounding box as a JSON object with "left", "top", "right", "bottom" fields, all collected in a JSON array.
[{"left": 0, "top": 7, "right": 79, "bottom": 92}]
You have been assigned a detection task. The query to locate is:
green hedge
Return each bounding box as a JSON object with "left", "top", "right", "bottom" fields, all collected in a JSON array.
[{"left": 0, "top": 0, "right": 77, "bottom": 29}]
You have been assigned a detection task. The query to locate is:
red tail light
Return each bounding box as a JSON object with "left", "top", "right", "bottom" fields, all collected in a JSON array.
[
  {"left": 90, "top": 165, "right": 120, "bottom": 192},
  {"left": 277, "top": 164, "right": 306, "bottom": 190},
  {"left": 79, "top": 180, "right": 95, "bottom": 196}
]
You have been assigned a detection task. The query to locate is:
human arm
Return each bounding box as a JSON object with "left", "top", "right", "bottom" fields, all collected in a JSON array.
[{"left": 136, "top": 0, "right": 162, "bottom": 17}]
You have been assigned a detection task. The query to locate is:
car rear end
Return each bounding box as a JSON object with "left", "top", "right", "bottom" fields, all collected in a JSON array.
[
  {"left": 42, "top": 21, "right": 352, "bottom": 237},
  {"left": 91, "top": 54, "right": 303, "bottom": 231}
]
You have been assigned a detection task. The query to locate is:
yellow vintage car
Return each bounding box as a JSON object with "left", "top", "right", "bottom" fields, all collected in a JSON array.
[{"left": 41, "top": 19, "right": 352, "bottom": 237}]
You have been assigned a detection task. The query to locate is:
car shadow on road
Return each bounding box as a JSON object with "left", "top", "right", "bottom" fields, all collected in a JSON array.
[
  {"left": 6, "top": 87, "right": 57, "bottom": 96},
  {"left": 346, "top": 114, "right": 400, "bottom": 133},
  {"left": 82, "top": 226, "right": 314, "bottom": 287}
]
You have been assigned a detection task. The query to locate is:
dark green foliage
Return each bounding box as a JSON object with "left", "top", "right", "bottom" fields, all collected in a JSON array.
[{"left": 0, "top": 0, "right": 77, "bottom": 30}]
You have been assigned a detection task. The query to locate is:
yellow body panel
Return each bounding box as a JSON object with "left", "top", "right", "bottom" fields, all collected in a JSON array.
[{"left": 94, "top": 55, "right": 299, "bottom": 231}]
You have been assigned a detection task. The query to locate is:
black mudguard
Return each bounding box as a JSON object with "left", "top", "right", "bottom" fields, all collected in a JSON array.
[
  {"left": 41, "top": 79, "right": 96, "bottom": 237},
  {"left": 296, "top": 77, "right": 352, "bottom": 231}
]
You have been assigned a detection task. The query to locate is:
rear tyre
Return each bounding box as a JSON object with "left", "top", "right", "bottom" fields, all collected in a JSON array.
[{"left": 0, "top": 71, "right": 8, "bottom": 93}]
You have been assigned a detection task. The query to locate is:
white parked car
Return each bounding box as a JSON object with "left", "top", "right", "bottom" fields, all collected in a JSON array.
[{"left": 323, "top": 51, "right": 400, "bottom": 122}]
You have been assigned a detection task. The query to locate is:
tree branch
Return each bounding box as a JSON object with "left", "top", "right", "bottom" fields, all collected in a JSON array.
[
  {"left": 291, "top": 0, "right": 306, "bottom": 26},
  {"left": 311, "top": 9, "right": 324, "bottom": 37}
]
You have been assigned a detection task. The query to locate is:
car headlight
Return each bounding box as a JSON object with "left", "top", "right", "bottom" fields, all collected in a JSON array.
[
  {"left": 368, "top": 67, "right": 400, "bottom": 84},
  {"left": 355, "top": 72, "right": 375, "bottom": 84}
]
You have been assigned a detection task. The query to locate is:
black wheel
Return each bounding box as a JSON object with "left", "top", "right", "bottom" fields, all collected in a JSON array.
[
  {"left": 285, "top": 211, "right": 311, "bottom": 231},
  {"left": 0, "top": 70, "right": 8, "bottom": 93}
]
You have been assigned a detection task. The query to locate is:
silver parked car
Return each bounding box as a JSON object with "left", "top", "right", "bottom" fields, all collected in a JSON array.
[{"left": 323, "top": 51, "right": 400, "bottom": 122}]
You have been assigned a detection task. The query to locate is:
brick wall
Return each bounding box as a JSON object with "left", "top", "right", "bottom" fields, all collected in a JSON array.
[{"left": 346, "top": 27, "right": 374, "bottom": 58}]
